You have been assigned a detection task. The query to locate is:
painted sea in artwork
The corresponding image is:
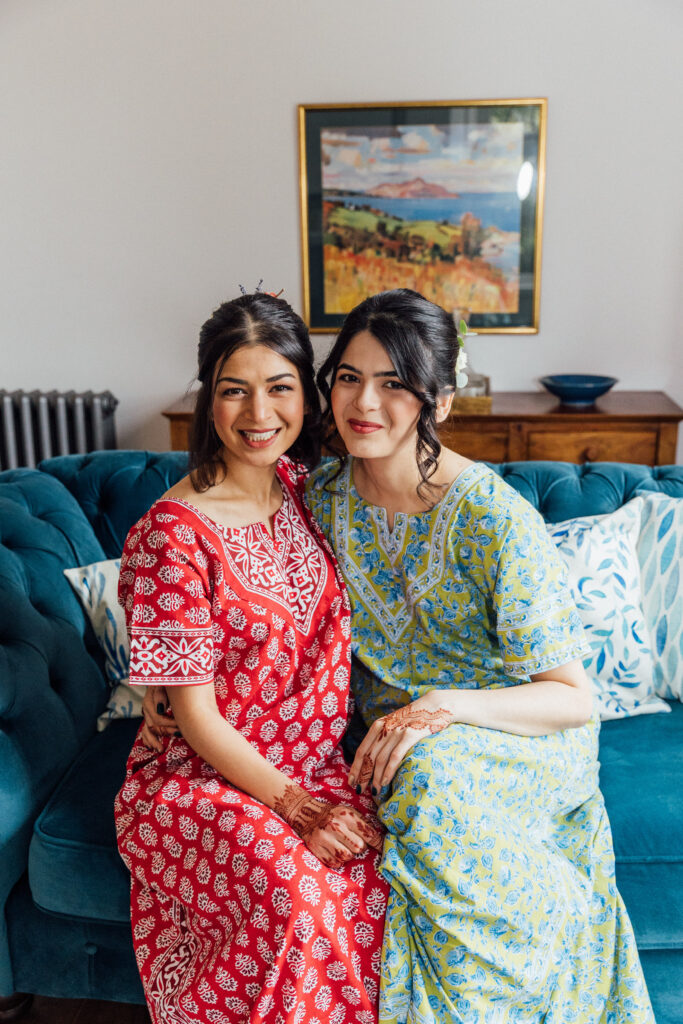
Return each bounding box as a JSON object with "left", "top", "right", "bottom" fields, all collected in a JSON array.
[{"left": 320, "top": 121, "right": 527, "bottom": 315}]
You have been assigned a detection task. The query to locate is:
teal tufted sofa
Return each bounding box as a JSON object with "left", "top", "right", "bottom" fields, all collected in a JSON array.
[{"left": 0, "top": 452, "right": 681, "bottom": 1022}]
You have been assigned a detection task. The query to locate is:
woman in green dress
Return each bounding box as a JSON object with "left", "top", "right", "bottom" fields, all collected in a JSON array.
[{"left": 304, "top": 289, "right": 653, "bottom": 1023}]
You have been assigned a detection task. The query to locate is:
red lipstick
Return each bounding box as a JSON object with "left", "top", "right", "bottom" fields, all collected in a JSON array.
[{"left": 348, "top": 419, "right": 382, "bottom": 434}]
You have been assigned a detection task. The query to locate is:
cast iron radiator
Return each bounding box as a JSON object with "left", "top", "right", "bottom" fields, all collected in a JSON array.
[{"left": 0, "top": 389, "right": 119, "bottom": 470}]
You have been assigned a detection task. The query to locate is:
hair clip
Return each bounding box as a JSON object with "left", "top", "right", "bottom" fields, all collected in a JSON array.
[{"left": 237, "top": 281, "right": 284, "bottom": 298}]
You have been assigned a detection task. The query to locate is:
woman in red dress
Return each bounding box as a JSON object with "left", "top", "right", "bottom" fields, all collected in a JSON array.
[{"left": 114, "top": 293, "right": 387, "bottom": 1024}]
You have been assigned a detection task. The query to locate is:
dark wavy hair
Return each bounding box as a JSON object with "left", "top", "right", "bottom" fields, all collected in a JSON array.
[
  {"left": 317, "top": 289, "right": 458, "bottom": 503},
  {"left": 189, "top": 293, "right": 321, "bottom": 491}
]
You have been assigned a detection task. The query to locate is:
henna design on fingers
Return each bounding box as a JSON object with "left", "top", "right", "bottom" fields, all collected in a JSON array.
[
  {"left": 331, "top": 806, "right": 384, "bottom": 852},
  {"left": 329, "top": 820, "right": 364, "bottom": 852},
  {"left": 357, "top": 753, "right": 375, "bottom": 789},
  {"left": 356, "top": 819, "right": 384, "bottom": 852}
]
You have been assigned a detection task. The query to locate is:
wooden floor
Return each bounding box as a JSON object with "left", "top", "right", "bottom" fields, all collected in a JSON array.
[{"left": 19, "top": 995, "right": 150, "bottom": 1023}]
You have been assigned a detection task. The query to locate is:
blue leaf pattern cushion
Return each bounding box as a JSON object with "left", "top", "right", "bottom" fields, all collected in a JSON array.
[
  {"left": 63, "top": 558, "right": 141, "bottom": 729},
  {"left": 635, "top": 494, "right": 683, "bottom": 700},
  {"left": 548, "top": 501, "right": 670, "bottom": 720}
]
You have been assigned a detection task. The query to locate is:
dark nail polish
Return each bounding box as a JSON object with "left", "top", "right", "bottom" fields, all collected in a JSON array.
[
  {"left": 156, "top": 702, "right": 165, "bottom": 715},
  {"left": 174, "top": 730, "right": 181, "bottom": 737},
  {"left": 371, "top": 786, "right": 377, "bottom": 796},
  {"left": 355, "top": 785, "right": 361, "bottom": 795}
]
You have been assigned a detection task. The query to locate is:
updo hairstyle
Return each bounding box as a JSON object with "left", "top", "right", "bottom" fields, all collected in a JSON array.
[{"left": 190, "top": 293, "right": 321, "bottom": 490}]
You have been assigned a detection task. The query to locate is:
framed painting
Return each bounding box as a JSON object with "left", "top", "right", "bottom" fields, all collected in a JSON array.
[{"left": 299, "top": 99, "right": 546, "bottom": 333}]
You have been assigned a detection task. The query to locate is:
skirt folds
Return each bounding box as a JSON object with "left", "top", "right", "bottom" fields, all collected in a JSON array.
[{"left": 377, "top": 716, "right": 654, "bottom": 1024}]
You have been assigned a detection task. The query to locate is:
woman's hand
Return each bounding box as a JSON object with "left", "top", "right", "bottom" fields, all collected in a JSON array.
[
  {"left": 309, "top": 804, "right": 385, "bottom": 870},
  {"left": 348, "top": 692, "right": 456, "bottom": 796},
  {"left": 274, "top": 784, "right": 383, "bottom": 869},
  {"left": 139, "top": 685, "right": 178, "bottom": 752}
]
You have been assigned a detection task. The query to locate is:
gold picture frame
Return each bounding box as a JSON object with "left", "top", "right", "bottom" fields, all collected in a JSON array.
[{"left": 299, "top": 98, "right": 547, "bottom": 333}]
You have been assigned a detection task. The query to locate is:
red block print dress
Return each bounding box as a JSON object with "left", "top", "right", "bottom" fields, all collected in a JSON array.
[{"left": 114, "top": 459, "right": 388, "bottom": 1024}]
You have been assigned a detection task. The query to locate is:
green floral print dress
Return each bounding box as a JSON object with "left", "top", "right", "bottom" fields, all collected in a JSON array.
[{"left": 305, "top": 458, "right": 653, "bottom": 1024}]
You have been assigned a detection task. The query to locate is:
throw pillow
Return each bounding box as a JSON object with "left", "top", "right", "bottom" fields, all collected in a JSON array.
[
  {"left": 548, "top": 499, "right": 670, "bottom": 720},
  {"left": 635, "top": 493, "right": 683, "bottom": 700},
  {"left": 63, "top": 558, "right": 142, "bottom": 730}
]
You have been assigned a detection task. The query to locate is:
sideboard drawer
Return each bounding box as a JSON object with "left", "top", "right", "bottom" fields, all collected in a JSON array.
[
  {"left": 527, "top": 429, "right": 658, "bottom": 464},
  {"left": 439, "top": 424, "right": 509, "bottom": 462}
]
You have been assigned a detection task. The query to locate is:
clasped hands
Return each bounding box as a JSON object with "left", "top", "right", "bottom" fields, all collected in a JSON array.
[
  {"left": 348, "top": 692, "right": 456, "bottom": 797},
  {"left": 274, "top": 785, "right": 383, "bottom": 870},
  {"left": 138, "top": 685, "right": 384, "bottom": 868},
  {"left": 139, "top": 685, "right": 178, "bottom": 752}
]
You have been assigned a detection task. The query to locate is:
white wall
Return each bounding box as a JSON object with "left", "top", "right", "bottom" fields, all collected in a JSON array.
[{"left": 1, "top": 0, "right": 682, "bottom": 456}]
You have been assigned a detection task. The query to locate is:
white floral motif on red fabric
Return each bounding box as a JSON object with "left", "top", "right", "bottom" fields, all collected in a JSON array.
[{"left": 115, "top": 459, "right": 388, "bottom": 1023}]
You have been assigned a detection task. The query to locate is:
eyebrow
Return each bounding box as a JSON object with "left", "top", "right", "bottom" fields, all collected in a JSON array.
[
  {"left": 337, "top": 362, "right": 399, "bottom": 378},
  {"left": 216, "top": 372, "right": 296, "bottom": 385}
]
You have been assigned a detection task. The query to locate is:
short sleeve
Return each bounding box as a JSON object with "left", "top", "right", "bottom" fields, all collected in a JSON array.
[
  {"left": 118, "top": 506, "right": 213, "bottom": 686},
  {"left": 489, "top": 489, "right": 589, "bottom": 678}
]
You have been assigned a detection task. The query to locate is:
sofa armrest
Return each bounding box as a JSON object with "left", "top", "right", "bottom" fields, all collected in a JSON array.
[
  {"left": 0, "top": 589, "right": 109, "bottom": 970},
  {"left": 0, "top": 738, "right": 74, "bottom": 993}
]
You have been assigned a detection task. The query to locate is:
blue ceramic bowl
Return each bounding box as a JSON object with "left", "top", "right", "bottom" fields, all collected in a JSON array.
[{"left": 540, "top": 374, "right": 617, "bottom": 406}]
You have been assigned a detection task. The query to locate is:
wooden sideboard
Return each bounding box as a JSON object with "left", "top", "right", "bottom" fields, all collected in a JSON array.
[
  {"left": 163, "top": 393, "right": 197, "bottom": 451},
  {"left": 440, "top": 391, "right": 682, "bottom": 464},
  {"left": 163, "top": 390, "right": 683, "bottom": 465}
]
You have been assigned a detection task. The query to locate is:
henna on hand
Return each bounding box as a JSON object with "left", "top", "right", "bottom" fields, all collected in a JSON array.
[
  {"left": 273, "top": 784, "right": 332, "bottom": 840},
  {"left": 357, "top": 753, "right": 374, "bottom": 789},
  {"left": 329, "top": 806, "right": 384, "bottom": 853},
  {"left": 355, "top": 818, "right": 384, "bottom": 852},
  {"left": 274, "top": 785, "right": 384, "bottom": 860},
  {"left": 379, "top": 705, "right": 454, "bottom": 737}
]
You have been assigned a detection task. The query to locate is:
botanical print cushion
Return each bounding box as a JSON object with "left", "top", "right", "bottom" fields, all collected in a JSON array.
[
  {"left": 64, "top": 558, "right": 142, "bottom": 730},
  {"left": 635, "top": 493, "right": 683, "bottom": 701},
  {"left": 548, "top": 500, "right": 670, "bottom": 720}
]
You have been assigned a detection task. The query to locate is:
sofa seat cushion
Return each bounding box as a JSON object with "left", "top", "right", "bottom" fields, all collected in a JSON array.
[
  {"left": 24, "top": 682, "right": 683, "bottom": 946},
  {"left": 28, "top": 718, "right": 138, "bottom": 923},
  {"left": 599, "top": 700, "right": 683, "bottom": 948}
]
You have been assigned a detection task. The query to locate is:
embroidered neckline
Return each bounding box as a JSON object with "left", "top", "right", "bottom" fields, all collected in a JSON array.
[
  {"left": 162, "top": 485, "right": 287, "bottom": 538},
  {"left": 164, "top": 492, "right": 290, "bottom": 561},
  {"left": 154, "top": 481, "right": 327, "bottom": 635},
  {"left": 348, "top": 458, "right": 478, "bottom": 521},
  {"left": 333, "top": 460, "right": 492, "bottom": 642}
]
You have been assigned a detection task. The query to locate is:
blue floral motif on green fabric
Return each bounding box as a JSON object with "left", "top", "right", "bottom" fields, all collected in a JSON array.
[
  {"left": 305, "top": 459, "right": 654, "bottom": 1023},
  {"left": 306, "top": 460, "right": 588, "bottom": 726}
]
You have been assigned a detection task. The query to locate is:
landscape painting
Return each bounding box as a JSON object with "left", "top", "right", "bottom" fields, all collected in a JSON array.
[{"left": 299, "top": 101, "right": 546, "bottom": 333}]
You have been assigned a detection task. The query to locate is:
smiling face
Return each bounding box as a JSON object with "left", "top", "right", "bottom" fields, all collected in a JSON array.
[
  {"left": 211, "top": 343, "right": 305, "bottom": 470},
  {"left": 330, "top": 330, "right": 425, "bottom": 461}
]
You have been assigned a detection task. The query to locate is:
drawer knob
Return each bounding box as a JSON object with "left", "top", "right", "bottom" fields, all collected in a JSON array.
[{"left": 582, "top": 446, "right": 599, "bottom": 462}]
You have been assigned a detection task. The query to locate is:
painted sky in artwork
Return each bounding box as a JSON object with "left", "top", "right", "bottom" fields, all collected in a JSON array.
[{"left": 321, "top": 122, "right": 524, "bottom": 194}]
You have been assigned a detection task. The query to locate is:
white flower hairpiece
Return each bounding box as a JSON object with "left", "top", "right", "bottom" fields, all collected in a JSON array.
[
  {"left": 454, "top": 315, "right": 470, "bottom": 389},
  {"left": 455, "top": 345, "right": 469, "bottom": 389}
]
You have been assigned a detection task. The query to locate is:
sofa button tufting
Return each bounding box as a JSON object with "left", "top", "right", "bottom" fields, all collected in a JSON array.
[{"left": 84, "top": 942, "right": 98, "bottom": 955}]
